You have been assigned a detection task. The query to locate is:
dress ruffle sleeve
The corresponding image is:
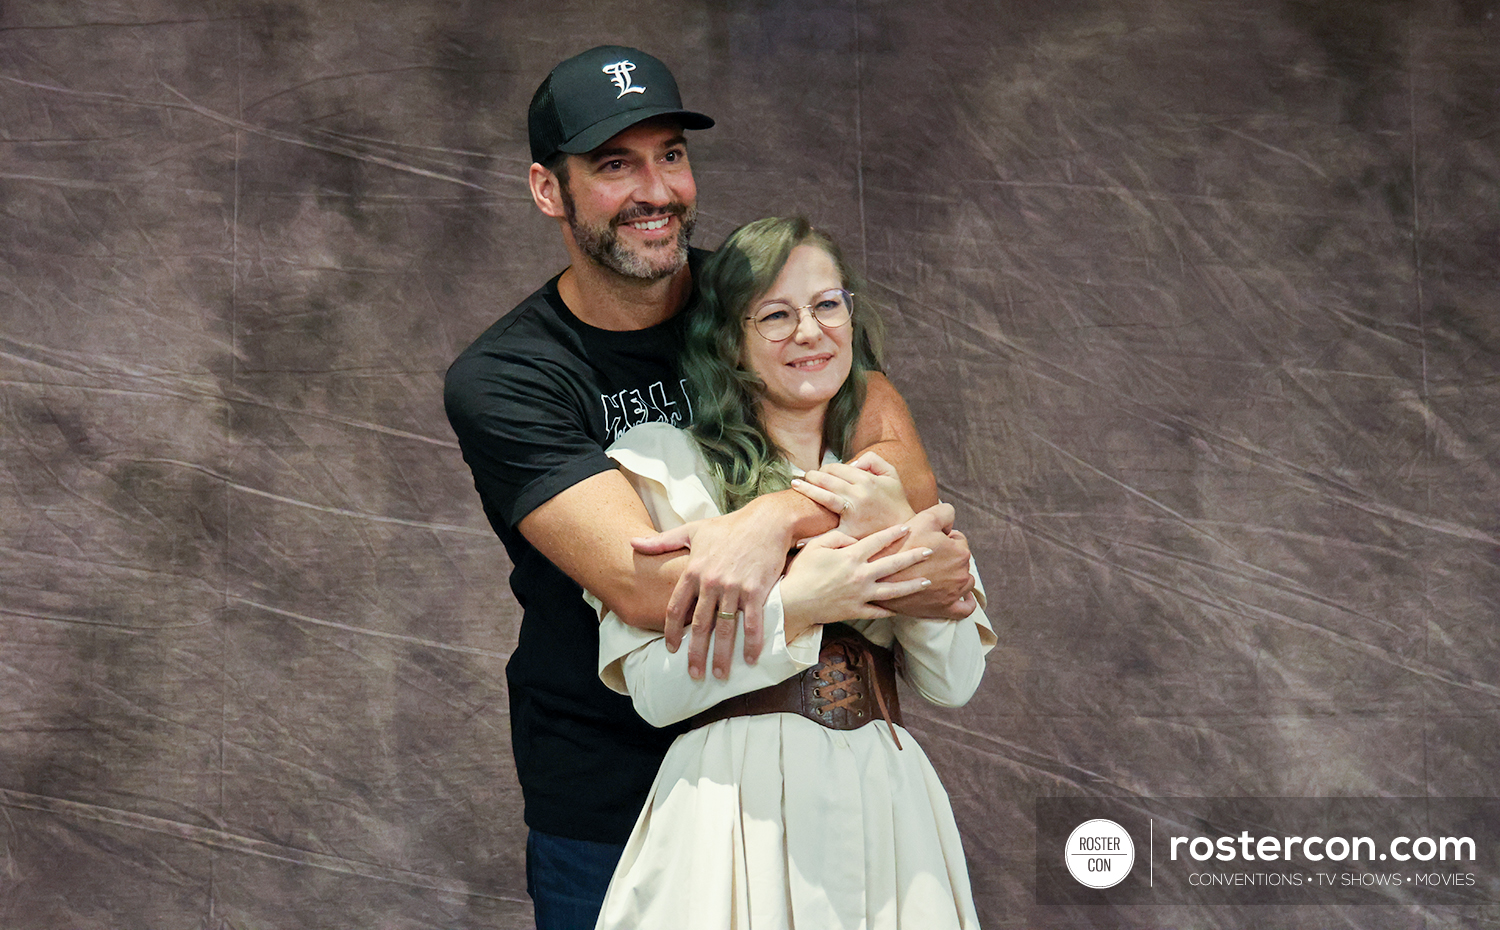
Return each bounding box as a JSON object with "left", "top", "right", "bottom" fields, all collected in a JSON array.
[
  {"left": 586, "top": 424, "right": 824, "bottom": 728},
  {"left": 842, "top": 560, "right": 996, "bottom": 708}
]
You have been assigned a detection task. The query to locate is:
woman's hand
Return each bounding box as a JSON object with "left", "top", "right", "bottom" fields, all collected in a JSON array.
[
  {"left": 791, "top": 452, "right": 917, "bottom": 539},
  {"left": 779, "top": 524, "right": 933, "bottom": 641}
]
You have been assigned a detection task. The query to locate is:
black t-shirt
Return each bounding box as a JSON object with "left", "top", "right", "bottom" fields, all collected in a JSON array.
[{"left": 443, "top": 255, "right": 703, "bottom": 843}]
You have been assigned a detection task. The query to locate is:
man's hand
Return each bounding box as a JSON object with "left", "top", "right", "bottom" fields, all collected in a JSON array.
[
  {"left": 871, "top": 502, "right": 976, "bottom": 619},
  {"left": 631, "top": 498, "right": 811, "bottom": 681}
]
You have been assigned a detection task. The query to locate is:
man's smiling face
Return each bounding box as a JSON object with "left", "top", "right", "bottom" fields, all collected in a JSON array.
[{"left": 558, "top": 116, "right": 697, "bottom": 281}]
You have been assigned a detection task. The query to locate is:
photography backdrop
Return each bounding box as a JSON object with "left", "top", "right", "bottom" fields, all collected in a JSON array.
[{"left": 2, "top": 1, "right": 1497, "bottom": 927}]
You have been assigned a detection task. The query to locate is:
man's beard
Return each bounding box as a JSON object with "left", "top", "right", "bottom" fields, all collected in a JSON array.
[{"left": 562, "top": 188, "right": 695, "bottom": 281}]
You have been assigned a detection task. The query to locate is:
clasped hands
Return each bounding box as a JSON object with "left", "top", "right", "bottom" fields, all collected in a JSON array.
[{"left": 629, "top": 452, "right": 976, "bottom": 680}]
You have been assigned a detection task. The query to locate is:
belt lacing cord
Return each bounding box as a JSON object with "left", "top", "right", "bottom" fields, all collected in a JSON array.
[{"left": 812, "top": 640, "right": 902, "bottom": 750}]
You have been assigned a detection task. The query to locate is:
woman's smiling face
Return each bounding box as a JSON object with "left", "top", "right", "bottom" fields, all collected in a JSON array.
[{"left": 740, "top": 243, "right": 854, "bottom": 414}]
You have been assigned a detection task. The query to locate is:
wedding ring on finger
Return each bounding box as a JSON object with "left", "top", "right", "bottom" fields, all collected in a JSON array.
[
  {"left": 839, "top": 496, "right": 850, "bottom": 513},
  {"left": 716, "top": 609, "right": 738, "bottom": 620}
]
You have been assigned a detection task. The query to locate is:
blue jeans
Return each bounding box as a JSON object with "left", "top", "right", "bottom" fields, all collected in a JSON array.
[{"left": 525, "top": 829, "right": 627, "bottom": 930}]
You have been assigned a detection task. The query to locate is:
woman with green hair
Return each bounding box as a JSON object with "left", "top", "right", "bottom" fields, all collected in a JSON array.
[{"left": 586, "top": 217, "right": 995, "bottom": 929}]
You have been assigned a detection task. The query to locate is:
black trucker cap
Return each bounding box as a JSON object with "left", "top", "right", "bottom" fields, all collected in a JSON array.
[{"left": 528, "top": 46, "right": 714, "bottom": 165}]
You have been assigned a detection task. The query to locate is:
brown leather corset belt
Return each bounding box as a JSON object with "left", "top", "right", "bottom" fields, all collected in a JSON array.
[{"left": 687, "top": 623, "right": 904, "bottom": 748}]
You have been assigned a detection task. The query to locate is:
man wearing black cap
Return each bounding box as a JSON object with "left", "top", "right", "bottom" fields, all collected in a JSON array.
[{"left": 444, "top": 45, "right": 971, "bottom": 928}]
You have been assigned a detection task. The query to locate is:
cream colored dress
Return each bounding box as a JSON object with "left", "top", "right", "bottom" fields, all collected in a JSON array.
[{"left": 586, "top": 423, "right": 996, "bottom": 930}]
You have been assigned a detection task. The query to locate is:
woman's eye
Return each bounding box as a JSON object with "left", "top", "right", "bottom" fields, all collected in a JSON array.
[{"left": 759, "top": 308, "right": 791, "bottom": 323}]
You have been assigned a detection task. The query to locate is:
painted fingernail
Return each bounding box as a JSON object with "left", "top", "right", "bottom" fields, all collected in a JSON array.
[
  {"left": 921, "top": 579, "right": 932, "bottom": 587},
  {"left": 921, "top": 548, "right": 934, "bottom": 557}
]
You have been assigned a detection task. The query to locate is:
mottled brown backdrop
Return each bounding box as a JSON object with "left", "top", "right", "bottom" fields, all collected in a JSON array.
[{"left": 2, "top": 1, "right": 1497, "bottom": 928}]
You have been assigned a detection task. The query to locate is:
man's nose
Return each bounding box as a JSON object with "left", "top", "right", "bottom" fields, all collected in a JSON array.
[{"left": 634, "top": 162, "right": 671, "bottom": 205}]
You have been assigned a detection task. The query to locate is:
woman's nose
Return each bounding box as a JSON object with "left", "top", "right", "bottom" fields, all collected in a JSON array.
[{"left": 791, "top": 308, "right": 822, "bottom": 343}]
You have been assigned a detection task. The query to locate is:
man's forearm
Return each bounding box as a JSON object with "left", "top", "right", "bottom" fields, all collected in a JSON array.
[
  {"left": 849, "top": 373, "right": 939, "bottom": 510},
  {"left": 518, "top": 469, "right": 692, "bottom": 631},
  {"left": 607, "top": 548, "right": 690, "bottom": 630},
  {"left": 856, "top": 439, "right": 939, "bottom": 511},
  {"left": 619, "top": 485, "right": 837, "bottom": 632},
  {"left": 758, "top": 484, "right": 840, "bottom": 546}
]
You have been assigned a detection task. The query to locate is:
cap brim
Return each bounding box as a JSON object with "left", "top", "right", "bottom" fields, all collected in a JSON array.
[{"left": 556, "top": 107, "right": 715, "bottom": 156}]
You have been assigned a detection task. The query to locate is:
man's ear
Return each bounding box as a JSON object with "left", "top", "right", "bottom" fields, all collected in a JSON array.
[{"left": 529, "top": 162, "right": 567, "bottom": 219}]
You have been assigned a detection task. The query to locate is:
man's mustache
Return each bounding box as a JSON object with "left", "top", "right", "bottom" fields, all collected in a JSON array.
[{"left": 614, "top": 202, "right": 690, "bottom": 227}]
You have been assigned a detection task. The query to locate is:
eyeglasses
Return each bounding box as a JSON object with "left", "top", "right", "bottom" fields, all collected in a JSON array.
[{"left": 745, "top": 288, "right": 853, "bottom": 342}]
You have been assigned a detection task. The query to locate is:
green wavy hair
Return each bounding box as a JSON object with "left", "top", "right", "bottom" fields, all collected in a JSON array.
[{"left": 683, "top": 216, "right": 886, "bottom": 512}]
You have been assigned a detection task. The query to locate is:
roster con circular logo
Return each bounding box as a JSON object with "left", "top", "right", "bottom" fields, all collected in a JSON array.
[{"left": 1065, "top": 819, "right": 1135, "bottom": 889}]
